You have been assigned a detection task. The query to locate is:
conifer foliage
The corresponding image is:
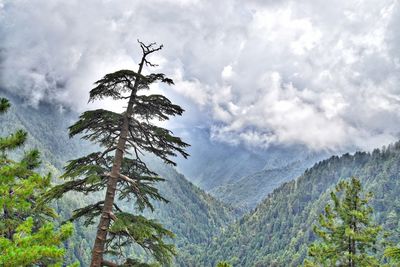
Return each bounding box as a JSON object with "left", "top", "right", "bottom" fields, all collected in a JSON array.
[
  {"left": 216, "top": 261, "right": 233, "bottom": 267},
  {"left": 44, "top": 41, "right": 189, "bottom": 266},
  {"left": 0, "top": 98, "right": 74, "bottom": 266},
  {"left": 304, "top": 177, "right": 382, "bottom": 267}
]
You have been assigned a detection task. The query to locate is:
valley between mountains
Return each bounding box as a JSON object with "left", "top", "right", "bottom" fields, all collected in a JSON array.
[{"left": 2, "top": 90, "right": 400, "bottom": 266}]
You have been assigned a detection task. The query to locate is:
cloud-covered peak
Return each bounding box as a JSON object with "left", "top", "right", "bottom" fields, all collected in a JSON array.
[{"left": 1, "top": 0, "right": 400, "bottom": 151}]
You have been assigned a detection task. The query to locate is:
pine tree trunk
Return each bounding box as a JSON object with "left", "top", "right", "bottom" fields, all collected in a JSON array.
[
  {"left": 5, "top": 188, "right": 13, "bottom": 239},
  {"left": 348, "top": 196, "right": 357, "bottom": 267},
  {"left": 348, "top": 236, "right": 352, "bottom": 267},
  {"left": 90, "top": 58, "right": 145, "bottom": 267}
]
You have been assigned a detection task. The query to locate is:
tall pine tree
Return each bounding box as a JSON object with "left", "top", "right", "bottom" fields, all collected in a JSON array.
[
  {"left": 44, "top": 41, "right": 189, "bottom": 266},
  {"left": 304, "top": 177, "right": 382, "bottom": 267},
  {"left": 0, "top": 97, "right": 74, "bottom": 266}
]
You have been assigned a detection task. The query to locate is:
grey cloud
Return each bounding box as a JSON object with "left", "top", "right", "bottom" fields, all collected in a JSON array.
[{"left": 1, "top": 0, "right": 400, "bottom": 151}]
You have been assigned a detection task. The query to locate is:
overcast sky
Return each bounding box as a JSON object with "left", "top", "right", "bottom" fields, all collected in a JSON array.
[{"left": 1, "top": 0, "right": 400, "bottom": 152}]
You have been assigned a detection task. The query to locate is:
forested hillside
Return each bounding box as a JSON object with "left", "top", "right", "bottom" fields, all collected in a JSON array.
[
  {"left": 58, "top": 159, "right": 239, "bottom": 266},
  {"left": 200, "top": 143, "right": 400, "bottom": 266},
  {"left": 3, "top": 88, "right": 321, "bottom": 213},
  {"left": 0, "top": 91, "right": 238, "bottom": 266},
  {"left": 0, "top": 91, "right": 91, "bottom": 169},
  {"left": 211, "top": 153, "right": 324, "bottom": 209},
  {"left": 4, "top": 89, "right": 400, "bottom": 267},
  {"left": 175, "top": 127, "right": 325, "bottom": 209},
  {"left": 144, "top": 160, "right": 239, "bottom": 266}
]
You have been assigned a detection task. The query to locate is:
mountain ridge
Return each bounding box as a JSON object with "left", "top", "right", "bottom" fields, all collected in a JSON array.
[
  {"left": 0, "top": 90, "right": 239, "bottom": 266},
  {"left": 199, "top": 144, "right": 400, "bottom": 266}
]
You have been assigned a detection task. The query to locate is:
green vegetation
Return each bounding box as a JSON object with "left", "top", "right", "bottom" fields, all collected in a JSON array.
[
  {"left": 304, "top": 177, "right": 381, "bottom": 266},
  {"left": 0, "top": 98, "right": 74, "bottom": 266},
  {"left": 3, "top": 90, "right": 400, "bottom": 267},
  {"left": 216, "top": 261, "right": 233, "bottom": 267},
  {"left": 0, "top": 91, "right": 238, "bottom": 266},
  {"left": 199, "top": 144, "right": 400, "bottom": 266},
  {"left": 177, "top": 130, "right": 324, "bottom": 210},
  {"left": 0, "top": 217, "right": 75, "bottom": 267},
  {"left": 212, "top": 156, "right": 322, "bottom": 210},
  {"left": 385, "top": 246, "right": 400, "bottom": 264}
]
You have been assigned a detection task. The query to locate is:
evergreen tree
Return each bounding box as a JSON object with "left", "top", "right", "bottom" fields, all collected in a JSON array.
[
  {"left": 44, "top": 41, "right": 189, "bottom": 266},
  {"left": 0, "top": 217, "right": 75, "bottom": 267},
  {"left": 384, "top": 246, "right": 400, "bottom": 264},
  {"left": 304, "top": 177, "right": 382, "bottom": 267},
  {"left": 0, "top": 97, "right": 74, "bottom": 266},
  {"left": 216, "top": 261, "right": 233, "bottom": 267}
]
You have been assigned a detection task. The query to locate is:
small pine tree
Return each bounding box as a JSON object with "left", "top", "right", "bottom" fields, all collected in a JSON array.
[
  {"left": 304, "top": 177, "right": 382, "bottom": 267},
  {"left": 0, "top": 97, "right": 74, "bottom": 266}
]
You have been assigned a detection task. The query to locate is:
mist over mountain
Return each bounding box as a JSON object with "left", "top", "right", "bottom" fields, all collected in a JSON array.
[
  {"left": 2, "top": 84, "right": 400, "bottom": 266},
  {"left": 2, "top": 89, "right": 325, "bottom": 211},
  {"left": 174, "top": 126, "right": 328, "bottom": 209},
  {"left": 0, "top": 89, "right": 330, "bottom": 265},
  {"left": 210, "top": 153, "right": 325, "bottom": 209}
]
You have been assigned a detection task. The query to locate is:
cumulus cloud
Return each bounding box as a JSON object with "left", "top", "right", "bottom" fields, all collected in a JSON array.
[{"left": 1, "top": 0, "right": 400, "bottom": 151}]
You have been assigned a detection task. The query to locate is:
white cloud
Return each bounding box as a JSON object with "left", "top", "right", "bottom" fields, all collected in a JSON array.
[
  {"left": 1, "top": 0, "right": 400, "bottom": 151},
  {"left": 221, "top": 65, "right": 234, "bottom": 80}
]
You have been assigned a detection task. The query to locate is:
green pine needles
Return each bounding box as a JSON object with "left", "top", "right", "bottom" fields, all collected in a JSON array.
[
  {"left": 0, "top": 97, "right": 74, "bottom": 266},
  {"left": 0, "top": 217, "right": 74, "bottom": 266},
  {"left": 44, "top": 41, "right": 189, "bottom": 266},
  {"left": 304, "top": 177, "right": 382, "bottom": 267},
  {"left": 216, "top": 261, "right": 233, "bottom": 267}
]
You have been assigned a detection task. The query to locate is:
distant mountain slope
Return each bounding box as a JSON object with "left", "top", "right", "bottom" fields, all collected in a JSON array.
[
  {"left": 145, "top": 161, "right": 239, "bottom": 266},
  {"left": 3, "top": 90, "right": 323, "bottom": 213},
  {"left": 210, "top": 153, "right": 324, "bottom": 209},
  {"left": 174, "top": 127, "right": 269, "bottom": 190},
  {"left": 200, "top": 143, "right": 400, "bottom": 266},
  {"left": 175, "top": 127, "right": 325, "bottom": 209},
  {"left": 0, "top": 90, "right": 92, "bottom": 169},
  {"left": 0, "top": 90, "right": 238, "bottom": 266}
]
